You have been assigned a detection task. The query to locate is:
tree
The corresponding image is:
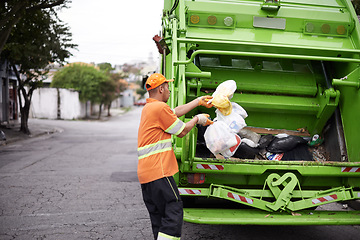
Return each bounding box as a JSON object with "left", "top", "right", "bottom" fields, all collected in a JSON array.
[
  {"left": 0, "top": 0, "right": 69, "bottom": 56},
  {"left": 97, "top": 63, "right": 129, "bottom": 116},
  {"left": 99, "top": 78, "right": 117, "bottom": 117},
  {"left": 110, "top": 73, "right": 128, "bottom": 94},
  {"left": 97, "top": 62, "right": 114, "bottom": 73},
  {"left": 96, "top": 62, "right": 117, "bottom": 118},
  {"left": 1, "top": 4, "right": 75, "bottom": 134},
  {"left": 51, "top": 63, "right": 114, "bottom": 119}
]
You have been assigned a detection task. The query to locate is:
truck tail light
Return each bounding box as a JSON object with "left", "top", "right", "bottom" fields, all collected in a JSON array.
[
  {"left": 207, "top": 16, "right": 217, "bottom": 25},
  {"left": 190, "top": 15, "right": 200, "bottom": 24},
  {"left": 187, "top": 173, "right": 205, "bottom": 184},
  {"left": 224, "top": 16, "right": 234, "bottom": 27}
]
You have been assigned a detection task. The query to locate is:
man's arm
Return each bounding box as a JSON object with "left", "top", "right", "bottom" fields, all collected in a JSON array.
[
  {"left": 177, "top": 116, "right": 198, "bottom": 138},
  {"left": 177, "top": 114, "right": 213, "bottom": 138},
  {"left": 174, "top": 96, "right": 213, "bottom": 117},
  {"left": 173, "top": 99, "right": 199, "bottom": 118}
]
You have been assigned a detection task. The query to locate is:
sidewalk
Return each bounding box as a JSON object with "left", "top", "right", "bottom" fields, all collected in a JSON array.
[{"left": 0, "top": 121, "right": 61, "bottom": 146}]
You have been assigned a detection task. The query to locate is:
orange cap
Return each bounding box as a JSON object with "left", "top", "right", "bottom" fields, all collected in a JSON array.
[{"left": 145, "top": 73, "right": 174, "bottom": 91}]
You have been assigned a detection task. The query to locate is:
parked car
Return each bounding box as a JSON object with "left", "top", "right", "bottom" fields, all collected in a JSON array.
[{"left": 134, "top": 99, "right": 146, "bottom": 106}]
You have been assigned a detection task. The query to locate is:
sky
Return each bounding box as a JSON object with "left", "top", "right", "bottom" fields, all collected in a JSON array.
[{"left": 58, "top": 0, "right": 164, "bottom": 66}]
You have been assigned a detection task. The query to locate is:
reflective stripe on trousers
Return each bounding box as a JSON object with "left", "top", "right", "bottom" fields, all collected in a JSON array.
[{"left": 157, "top": 232, "right": 181, "bottom": 240}]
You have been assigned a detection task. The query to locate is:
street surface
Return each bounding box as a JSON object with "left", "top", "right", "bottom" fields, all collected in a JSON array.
[{"left": 1, "top": 107, "right": 360, "bottom": 240}]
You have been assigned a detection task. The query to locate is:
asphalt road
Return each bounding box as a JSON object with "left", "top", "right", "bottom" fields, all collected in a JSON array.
[{"left": 0, "top": 107, "right": 359, "bottom": 240}]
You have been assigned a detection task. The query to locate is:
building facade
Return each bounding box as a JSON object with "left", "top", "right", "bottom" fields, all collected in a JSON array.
[{"left": 0, "top": 60, "right": 19, "bottom": 125}]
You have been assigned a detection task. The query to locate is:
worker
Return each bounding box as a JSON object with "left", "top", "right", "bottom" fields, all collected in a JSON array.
[{"left": 137, "top": 73, "right": 213, "bottom": 240}]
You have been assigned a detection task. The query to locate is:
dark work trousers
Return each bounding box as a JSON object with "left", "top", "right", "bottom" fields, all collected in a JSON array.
[{"left": 141, "top": 176, "right": 183, "bottom": 239}]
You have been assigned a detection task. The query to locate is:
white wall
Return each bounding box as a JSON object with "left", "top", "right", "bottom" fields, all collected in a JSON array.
[
  {"left": 30, "top": 88, "right": 129, "bottom": 120},
  {"left": 59, "top": 89, "right": 82, "bottom": 119},
  {"left": 121, "top": 89, "right": 134, "bottom": 108},
  {"left": 30, "top": 88, "right": 84, "bottom": 120},
  {"left": 30, "top": 88, "right": 58, "bottom": 119}
]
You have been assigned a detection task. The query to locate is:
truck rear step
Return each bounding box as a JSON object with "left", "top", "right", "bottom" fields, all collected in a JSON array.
[{"left": 184, "top": 208, "right": 360, "bottom": 225}]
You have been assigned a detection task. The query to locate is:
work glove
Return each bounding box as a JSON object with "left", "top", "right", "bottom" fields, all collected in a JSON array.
[
  {"left": 197, "top": 96, "right": 213, "bottom": 108},
  {"left": 196, "top": 114, "right": 214, "bottom": 126}
]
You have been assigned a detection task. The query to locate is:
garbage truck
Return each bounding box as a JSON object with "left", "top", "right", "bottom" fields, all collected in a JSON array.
[{"left": 153, "top": 0, "right": 360, "bottom": 225}]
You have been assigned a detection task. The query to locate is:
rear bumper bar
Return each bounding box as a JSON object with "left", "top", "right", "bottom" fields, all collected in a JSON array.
[{"left": 184, "top": 208, "right": 360, "bottom": 225}]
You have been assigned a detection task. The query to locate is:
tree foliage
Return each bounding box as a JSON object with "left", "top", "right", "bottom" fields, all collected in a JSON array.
[
  {"left": 97, "top": 62, "right": 128, "bottom": 92},
  {"left": 97, "top": 62, "right": 114, "bottom": 73},
  {"left": 0, "top": 0, "right": 69, "bottom": 55},
  {"left": 1, "top": 2, "right": 75, "bottom": 134},
  {"left": 113, "top": 75, "right": 128, "bottom": 95},
  {"left": 52, "top": 63, "right": 109, "bottom": 102},
  {"left": 96, "top": 62, "right": 130, "bottom": 116},
  {"left": 52, "top": 63, "right": 118, "bottom": 118}
]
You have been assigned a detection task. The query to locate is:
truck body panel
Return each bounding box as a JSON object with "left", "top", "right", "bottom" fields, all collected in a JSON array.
[{"left": 158, "top": 0, "right": 360, "bottom": 225}]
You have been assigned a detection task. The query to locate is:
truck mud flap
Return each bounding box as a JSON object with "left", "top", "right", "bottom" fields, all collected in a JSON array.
[{"left": 183, "top": 208, "right": 360, "bottom": 225}]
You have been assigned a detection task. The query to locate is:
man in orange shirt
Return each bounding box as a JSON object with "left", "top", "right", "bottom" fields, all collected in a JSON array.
[{"left": 138, "top": 73, "right": 213, "bottom": 240}]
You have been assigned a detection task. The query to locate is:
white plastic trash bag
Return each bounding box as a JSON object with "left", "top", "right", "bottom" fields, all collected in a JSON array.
[
  {"left": 220, "top": 134, "right": 241, "bottom": 158},
  {"left": 215, "top": 109, "right": 247, "bottom": 133},
  {"left": 212, "top": 80, "right": 237, "bottom": 100},
  {"left": 204, "top": 121, "right": 241, "bottom": 158},
  {"left": 231, "top": 102, "right": 248, "bottom": 119},
  {"left": 211, "top": 80, "right": 237, "bottom": 116}
]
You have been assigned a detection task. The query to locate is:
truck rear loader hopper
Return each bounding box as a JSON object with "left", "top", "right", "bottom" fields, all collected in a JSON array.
[{"left": 157, "top": 0, "right": 360, "bottom": 225}]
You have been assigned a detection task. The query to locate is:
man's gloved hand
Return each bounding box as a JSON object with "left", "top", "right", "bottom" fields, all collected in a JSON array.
[
  {"left": 196, "top": 114, "right": 214, "bottom": 126},
  {"left": 198, "top": 96, "right": 213, "bottom": 108}
]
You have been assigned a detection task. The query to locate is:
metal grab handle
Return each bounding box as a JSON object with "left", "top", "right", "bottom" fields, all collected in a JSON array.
[
  {"left": 332, "top": 78, "right": 360, "bottom": 88},
  {"left": 173, "top": 49, "right": 360, "bottom": 65},
  {"left": 332, "top": 67, "right": 360, "bottom": 89}
]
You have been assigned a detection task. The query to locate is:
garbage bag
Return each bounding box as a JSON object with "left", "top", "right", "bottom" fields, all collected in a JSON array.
[
  {"left": 220, "top": 134, "right": 241, "bottom": 158},
  {"left": 212, "top": 80, "right": 237, "bottom": 100},
  {"left": 215, "top": 108, "right": 246, "bottom": 133},
  {"left": 204, "top": 121, "right": 241, "bottom": 157},
  {"left": 258, "top": 134, "right": 275, "bottom": 149},
  {"left": 282, "top": 144, "right": 313, "bottom": 161},
  {"left": 232, "top": 102, "right": 248, "bottom": 119},
  {"left": 233, "top": 142, "right": 260, "bottom": 159},
  {"left": 241, "top": 138, "right": 259, "bottom": 148},
  {"left": 212, "top": 80, "right": 237, "bottom": 116},
  {"left": 238, "top": 128, "right": 260, "bottom": 144},
  {"left": 266, "top": 135, "right": 307, "bottom": 153},
  {"left": 212, "top": 94, "right": 232, "bottom": 116}
]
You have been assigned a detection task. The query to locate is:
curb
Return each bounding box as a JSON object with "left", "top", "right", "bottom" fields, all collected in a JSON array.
[{"left": 0, "top": 126, "right": 63, "bottom": 147}]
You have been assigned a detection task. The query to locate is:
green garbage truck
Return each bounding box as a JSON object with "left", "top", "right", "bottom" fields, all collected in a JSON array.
[{"left": 154, "top": 0, "right": 360, "bottom": 225}]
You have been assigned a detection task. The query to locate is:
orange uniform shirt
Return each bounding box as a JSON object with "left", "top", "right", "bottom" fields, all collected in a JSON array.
[{"left": 137, "top": 98, "right": 186, "bottom": 184}]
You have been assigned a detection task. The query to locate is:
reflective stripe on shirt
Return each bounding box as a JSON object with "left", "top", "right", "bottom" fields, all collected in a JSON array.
[
  {"left": 138, "top": 139, "right": 172, "bottom": 160},
  {"left": 165, "top": 118, "right": 185, "bottom": 136}
]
